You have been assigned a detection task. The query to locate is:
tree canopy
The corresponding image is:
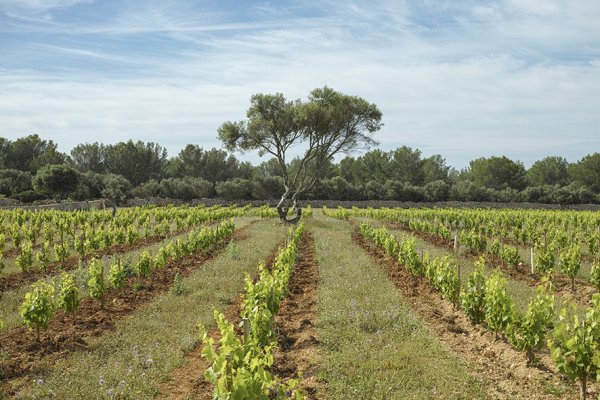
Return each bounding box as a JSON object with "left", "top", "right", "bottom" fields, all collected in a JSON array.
[{"left": 218, "top": 86, "right": 383, "bottom": 220}]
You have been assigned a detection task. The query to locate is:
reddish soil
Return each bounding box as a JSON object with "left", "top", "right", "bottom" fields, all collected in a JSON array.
[
  {"left": 353, "top": 229, "right": 598, "bottom": 400},
  {"left": 155, "top": 236, "right": 286, "bottom": 400},
  {"left": 0, "top": 225, "right": 203, "bottom": 293},
  {"left": 0, "top": 224, "right": 251, "bottom": 393},
  {"left": 272, "top": 232, "right": 321, "bottom": 399},
  {"left": 384, "top": 221, "right": 598, "bottom": 310}
]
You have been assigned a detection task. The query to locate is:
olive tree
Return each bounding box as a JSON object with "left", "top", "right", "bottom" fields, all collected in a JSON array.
[{"left": 218, "top": 86, "right": 382, "bottom": 222}]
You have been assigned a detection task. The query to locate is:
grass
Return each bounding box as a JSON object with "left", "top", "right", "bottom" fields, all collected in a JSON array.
[
  {"left": 0, "top": 219, "right": 250, "bottom": 332},
  {"left": 310, "top": 215, "right": 486, "bottom": 400},
  {"left": 11, "top": 218, "right": 287, "bottom": 399}
]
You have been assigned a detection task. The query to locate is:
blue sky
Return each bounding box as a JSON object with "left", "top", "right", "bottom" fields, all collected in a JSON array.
[{"left": 0, "top": 0, "right": 599, "bottom": 168}]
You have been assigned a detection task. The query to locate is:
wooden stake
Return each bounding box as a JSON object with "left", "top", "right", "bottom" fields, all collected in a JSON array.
[
  {"left": 530, "top": 247, "right": 535, "bottom": 274},
  {"left": 225, "top": 353, "right": 233, "bottom": 391},
  {"left": 243, "top": 318, "right": 250, "bottom": 343}
]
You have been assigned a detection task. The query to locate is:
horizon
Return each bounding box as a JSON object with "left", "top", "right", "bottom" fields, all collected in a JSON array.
[{"left": 1, "top": 0, "right": 599, "bottom": 169}]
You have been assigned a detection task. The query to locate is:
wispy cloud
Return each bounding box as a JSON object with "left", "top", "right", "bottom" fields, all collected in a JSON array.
[{"left": 0, "top": 0, "right": 599, "bottom": 167}]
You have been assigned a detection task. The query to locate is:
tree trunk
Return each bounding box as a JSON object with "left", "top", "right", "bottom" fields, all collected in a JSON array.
[{"left": 276, "top": 190, "right": 302, "bottom": 224}]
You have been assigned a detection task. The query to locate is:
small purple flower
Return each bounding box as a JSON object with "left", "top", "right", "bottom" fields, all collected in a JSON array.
[
  {"left": 145, "top": 357, "right": 153, "bottom": 367},
  {"left": 36, "top": 378, "right": 44, "bottom": 385},
  {"left": 107, "top": 388, "right": 115, "bottom": 398},
  {"left": 99, "top": 377, "right": 106, "bottom": 386}
]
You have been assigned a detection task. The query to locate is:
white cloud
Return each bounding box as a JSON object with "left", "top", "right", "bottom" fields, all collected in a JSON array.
[{"left": 0, "top": 0, "right": 599, "bottom": 168}]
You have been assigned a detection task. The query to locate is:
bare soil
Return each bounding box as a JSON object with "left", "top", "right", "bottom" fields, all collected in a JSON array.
[
  {"left": 272, "top": 232, "right": 321, "bottom": 399},
  {"left": 353, "top": 229, "right": 597, "bottom": 400}
]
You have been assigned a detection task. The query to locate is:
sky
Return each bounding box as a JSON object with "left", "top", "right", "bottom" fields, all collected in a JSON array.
[{"left": 0, "top": 0, "right": 599, "bottom": 169}]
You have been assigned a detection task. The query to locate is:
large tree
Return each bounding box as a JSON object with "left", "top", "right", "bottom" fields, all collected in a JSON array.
[
  {"left": 33, "top": 164, "right": 80, "bottom": 199},
  {"left": 527, "top": 156, "right": 569, "bottom": 187},
  {"left": 103, "top": 140, "right": 167, "bottom": 186},
  {"left": 0, "top": 134, "right": 66, "bottom": 173},
  {"left": 469, "top": 156, "right": 527, "bottom": 191},
  {"left": 218, "top": 86, "right": 382, "bottom": 221},
  {"left": 569, "top": 153, "right": 600, "bottom": 192}
]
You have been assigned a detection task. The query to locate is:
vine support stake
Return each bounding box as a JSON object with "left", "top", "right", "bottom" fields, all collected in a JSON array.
[
  {"left": 453, "top": 232, "right": 457, "bottom": 252},
  {"left": 225, "top": 353, "right": 233, "bottom": 392},
  {"left": 530, "top": 247, "right": 535, "bottom": 274},
  {"left": 243, "top": 318, "right": 250, "bottom": 343}
]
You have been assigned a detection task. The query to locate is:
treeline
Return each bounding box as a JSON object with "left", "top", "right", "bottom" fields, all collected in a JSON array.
[{"left": 1, "top": 134, "right": 599, "bottom": 204}]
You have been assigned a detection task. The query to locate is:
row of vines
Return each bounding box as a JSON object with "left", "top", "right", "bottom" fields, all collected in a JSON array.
[
  {"left": 324, "top": 206, "right": 600, "bottom": 293},
  {"left": 357, "top": 221, "right": 600, "bottom": 399},
  {"left": 199, "top": 224, "right": 305, "bottom": 399},
  {"left": 16, "top": 219, "right": 236, "bottom": 341}
]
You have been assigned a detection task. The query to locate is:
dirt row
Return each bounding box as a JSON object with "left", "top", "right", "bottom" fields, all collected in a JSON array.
[
  {"left": 353, "top": 229, "right": 594, "bottom": 400},
  {"left": 0, "top": 224, "right": 253, "bottom": 394},
  {"left": 156, "top": 231, "right": 321, "bottom": 399},
  {"left": 384, "top": 221, "right": 598, "bottom": 309},
  {"left": 272, "top": 232, "right": 321, "bottom": 399}
]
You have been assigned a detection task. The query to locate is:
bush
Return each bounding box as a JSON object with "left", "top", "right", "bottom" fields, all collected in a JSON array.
[
  {"left": 10, "top": 190, "right": 47, "bottom": 203},
  {"left": 159, "top": 177, "right": 214, "bottom": 200},
  {"left": 0, "top": 169, "right": 33, "bottom": 196},
  {"left": 215, "top": 178, "right": 254, "bottom": 200},
  {"left": 33, "top": 164, "right": 81, "bottom": 199}
]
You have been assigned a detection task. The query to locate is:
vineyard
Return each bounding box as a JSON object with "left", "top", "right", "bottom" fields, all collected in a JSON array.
[{"left": 0, "top": 204, "right": 599, "bottom": 399}]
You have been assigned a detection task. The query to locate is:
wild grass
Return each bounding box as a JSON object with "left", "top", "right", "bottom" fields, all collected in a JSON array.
[{"left": 310, "top": 216, "right": 486, "bottom": 399}]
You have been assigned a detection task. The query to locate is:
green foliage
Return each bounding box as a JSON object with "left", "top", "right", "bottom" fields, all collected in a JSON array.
[
  {"left": 569, "top": 153, "right": 600, "bottom": 192},
  {"left": 0, "top": 253, "right": 4, "bottom": 274},
  {"left": 57, "top": 272, "right": 80, "bottom": 319},
  {"left": 508, "top": 279, "right": 555, "bottom": 364},
  {"left": 20, "top": 280, "right": 56, "bottom": 340},
  {"left": 459, "top": 230, "right": 487, "bottom": 254},
  {"left": 200, "top": 312, "right": 301, "bottom": 400},
  {"left": 548, "top": 294, "right": 600, "bottom": 399},
  {"left": 398, "top": 237, "right": 422, "bottom": 276},
  {"left": 200, "top": 224, "right": 305, "bottom": 399},
  {"left": 500, "top": 245, "right": 521, "bottom": 267},
  {"left": 32, "top": 164, "right": 80, "bottom": 199},
  {"left": 559, "top": 244, "right": 582, "bottom": 291},
  {"left": 53, "top": 241, "right": 69, "bottom": 264},
  {"left": 87, "top": 258, "right": 106, "bottom": 307},
  {"left": 488, "top": 239, "right": 501, "bottom": 257},
  {"left": 460, "top": 257, "right": 487, "bottom": 324},
  {"left": 590, "top": 258, "right": 600, "bottom": 292},
  {"left": 108, "top": 258, "right": 126, "bottom": 289},
  {"left": 469, "top": 155, "right": 527, "bottom": 191},
  {"left": 154, "top": 246, "right": 169, "bottom": 270},
  {"left": 428, "top": 255, "right": 459, "bottom": 303},
  {"left": 135, "top": 250, "right": 153, "bottom": 279},
  {"left": 16, "top": 241, "right": 34, "bottom": 272},
  {"left": 484, "top": 271, "right": 515, "bottom": 337},
  {"left": 35, "top": 241, "right": 52, "bottom": 272},
  {"left": 101, "top": 173, "right": 132, "bottom": 206},
  {"left": 218, "top": 87, "right": 382, "bottom": 208},
  {"left": 535, "top": 241, "right": 556, "bottom": 275},
  {"left": 585, "top": 232, "right": 599, "bottom": 257},
  {"left": 527, "top": 156, "right": 569, "bottom": 187}
]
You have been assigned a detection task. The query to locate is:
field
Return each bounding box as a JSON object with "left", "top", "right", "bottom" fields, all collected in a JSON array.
[{"left": 0, "top": 205, "right": 599, "bottom": 399}]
